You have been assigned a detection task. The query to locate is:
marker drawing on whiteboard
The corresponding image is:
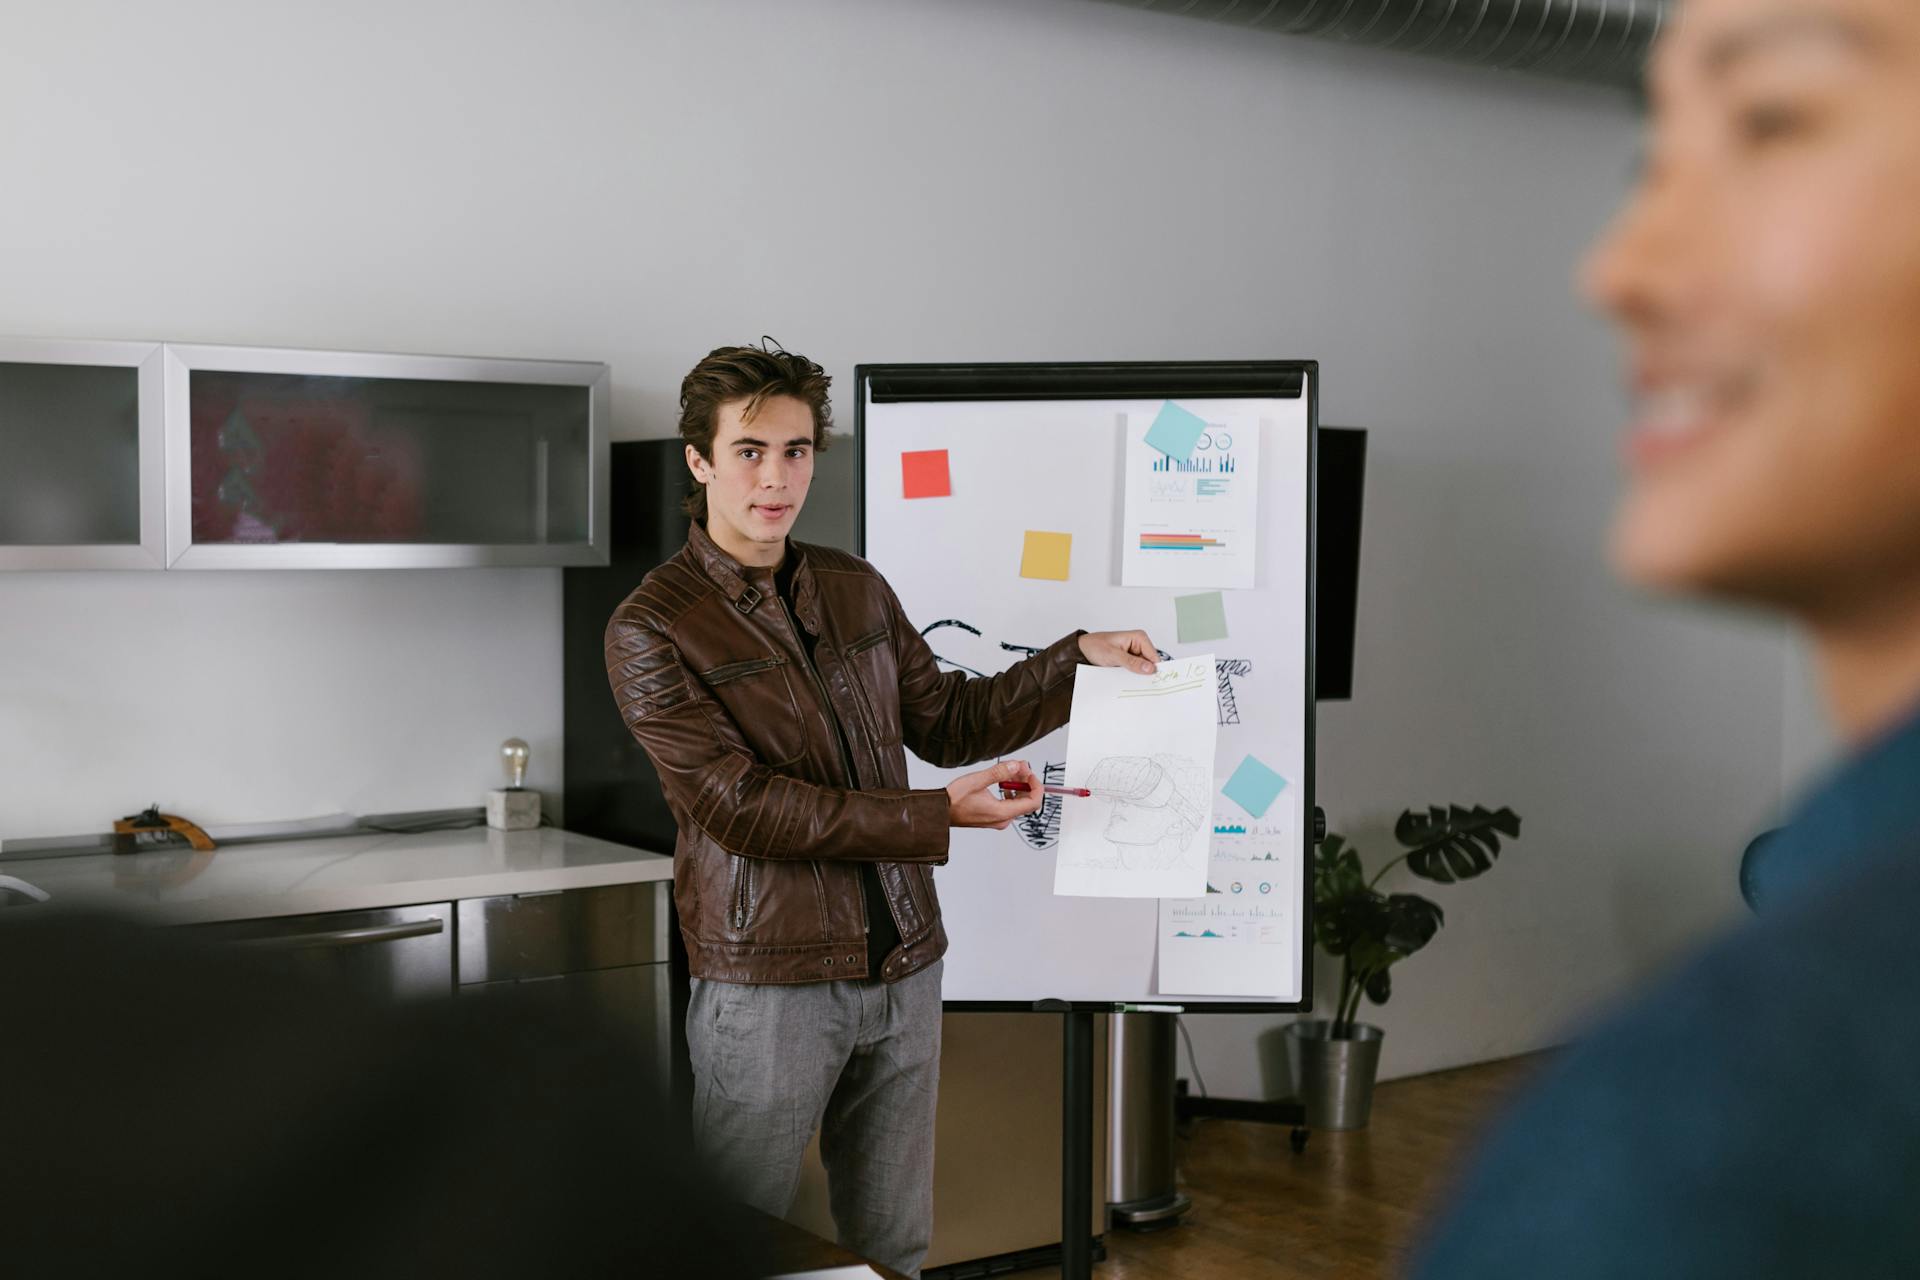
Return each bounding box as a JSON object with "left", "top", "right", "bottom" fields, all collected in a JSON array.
[
  {"left": 1012, "top": 762, "right": 1068, "bottom": 851},
  {"left": 919, "top": 618, "right": 1043, "bottom": 679},
  {"left": 1216, "top": 659, "right": 1252, "bottom": 726}
]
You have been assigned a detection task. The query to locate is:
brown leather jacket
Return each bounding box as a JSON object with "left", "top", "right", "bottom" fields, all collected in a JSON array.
[{"left": 605, "top": 520, "right": 1083, "bottom": 985}]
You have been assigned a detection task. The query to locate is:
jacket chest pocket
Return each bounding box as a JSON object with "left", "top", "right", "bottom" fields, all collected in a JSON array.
[
  {"left": 838, "top": 629, "right": 899, "bottom": 748},
  {"left": 697, "top": 655, "right": 810, "bottom": 770}
]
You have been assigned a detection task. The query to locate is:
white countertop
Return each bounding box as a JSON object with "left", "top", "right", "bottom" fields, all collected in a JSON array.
[{"left": 0, "top": 826, "right": 674, "bottom": 925}]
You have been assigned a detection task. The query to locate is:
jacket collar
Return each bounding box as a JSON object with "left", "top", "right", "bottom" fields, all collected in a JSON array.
[
  {"left": 685, "top": 519, "right": 821, "bottom": 633},
  {"left": 1751, "top": 696, "right": 1920, "bottom": 910}
]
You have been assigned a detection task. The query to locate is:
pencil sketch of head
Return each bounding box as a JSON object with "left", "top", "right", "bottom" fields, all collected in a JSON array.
[{"left": 1085, "top": 754, "right": 1210, "bottom": 858}]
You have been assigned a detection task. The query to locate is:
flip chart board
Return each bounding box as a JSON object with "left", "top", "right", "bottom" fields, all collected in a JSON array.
[{"left": 857, "top": 362, "right": 1315, "bottom": 1012}]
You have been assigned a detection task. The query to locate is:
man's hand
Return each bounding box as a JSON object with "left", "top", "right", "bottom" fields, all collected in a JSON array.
[
  {"left": 1078, "top": 629, "right": 1160, "bottom": 675},
  {"left": 946, "top": 759, "right": 1043, "bottom": 830}
]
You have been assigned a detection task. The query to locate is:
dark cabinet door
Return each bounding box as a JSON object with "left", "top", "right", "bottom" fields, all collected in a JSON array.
[
  {"left": 198, "top": 901, "right": 454, "bottom": 1000},
  {"left": 0, "top": 338, "right": 165, "bottom": 569}
]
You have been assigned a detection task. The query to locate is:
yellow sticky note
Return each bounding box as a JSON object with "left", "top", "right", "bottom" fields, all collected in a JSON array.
[{"left": 1020, "top": 530, "right": 1072, "bottom": 581}]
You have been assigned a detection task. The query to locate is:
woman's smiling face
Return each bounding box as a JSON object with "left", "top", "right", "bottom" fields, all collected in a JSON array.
[{"left": 1584, "top": 0, "right": 1920, "bottom": 617}]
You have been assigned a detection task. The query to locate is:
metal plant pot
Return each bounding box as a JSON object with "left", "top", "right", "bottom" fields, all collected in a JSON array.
[{"left": 1285, "top": 1020, "right": 1384, "bottom": 1131}]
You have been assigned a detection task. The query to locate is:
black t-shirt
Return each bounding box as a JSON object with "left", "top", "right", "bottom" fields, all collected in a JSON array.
[{"left": 774, "top": 558, "right": 902, "bottom": 975}]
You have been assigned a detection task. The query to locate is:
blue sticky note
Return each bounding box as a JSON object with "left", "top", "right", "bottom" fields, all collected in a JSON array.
[
  {"left": 1144, "top": 401, "right": 1207, "bottom": 461},
  {"left": 1222, "top": 755, "right": 1287, "bottom": 819}
]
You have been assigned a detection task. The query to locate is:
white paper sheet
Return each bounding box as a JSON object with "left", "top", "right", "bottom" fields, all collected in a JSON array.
[
  {"left": 1155, "top": 804, "right": 1299, "bottom": 997},
  {"left": 1053, "top": 655, "right": 1217, "bottom": 898},
  {"left": 1120, "top": 410, "right": 1261, "bottom": 589}
]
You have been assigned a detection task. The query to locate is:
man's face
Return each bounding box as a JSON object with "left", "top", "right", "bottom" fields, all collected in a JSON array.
[
  {"left": 688, "top": 394, "right": 816, "bottom": 560},
  {"left": 1584, "top": 0, "right": 1920, "bottom": 614}
]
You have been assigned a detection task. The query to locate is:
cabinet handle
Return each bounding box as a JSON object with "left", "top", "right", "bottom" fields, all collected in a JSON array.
[{"left": 233, "top": 917, "right": 445, "bottom": 951}]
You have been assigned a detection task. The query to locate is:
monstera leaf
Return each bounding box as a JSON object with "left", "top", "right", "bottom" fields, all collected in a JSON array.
[
  {"left": 1363, "top": 968, "right": 1391, "bottom": 1005},
  {"left": 1314, "top": 802, "right": 1523, "bottom": 1037},
  {"left": 1314, "top": 882, "right": 1384, "bottom": 960},
  {"left": 1314, "top": 833, "right": 1367, "bottom": 901},
  {"left": 1343, "top": 893, "right": 1443, "bottom": 976},
  {"left": 1383, "top": 893, "right": 1444, "bottom": 954},
  {"left": 1395, "top": 805, "right": 1522, "bottom": 884}
]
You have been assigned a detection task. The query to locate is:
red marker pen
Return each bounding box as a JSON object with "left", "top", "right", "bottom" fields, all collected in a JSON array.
[{"left": 999, "top": 781, "right": 1092, "bottom": 798}]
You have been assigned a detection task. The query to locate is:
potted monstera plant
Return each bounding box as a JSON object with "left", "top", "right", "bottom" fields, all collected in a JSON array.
[{"left": 1286, "top": 804, "right": 1523, "bottom": 1130}]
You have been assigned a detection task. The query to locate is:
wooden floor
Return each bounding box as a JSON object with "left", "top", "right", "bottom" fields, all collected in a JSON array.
[{"left": 1034, "top": 1053, "right": 1545, "bottom": 1280}]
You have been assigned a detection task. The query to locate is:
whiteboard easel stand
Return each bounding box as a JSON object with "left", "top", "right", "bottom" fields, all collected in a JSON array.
[
  {"left": 856, "top": 359, "right": 1324, "bottom": 1278},
  {"left": 1034, "top": 999, "right": 1101, "bottom": 1280}
]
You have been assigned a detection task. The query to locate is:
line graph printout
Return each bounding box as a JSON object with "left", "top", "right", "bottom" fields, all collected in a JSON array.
[
  {"left": 1157, "top": 805, "right": 1299, "bottom": 997},
  {"left": 1121, "top": 409, "right": 1262, "bottom": 589},
  {"left": 1054, "top": 655, "right": 1218, "bottom": 899}
]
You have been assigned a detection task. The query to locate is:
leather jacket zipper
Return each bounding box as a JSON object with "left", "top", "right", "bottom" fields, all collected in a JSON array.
[
  {"left": 730, "top": 857, "right": 754, "bottom": 931},
  {"left": 778, "top": 595, "right": 859, "bottom": 786},
  {"left": 776, "top": 592, "right": 903, "bottom": 950}
]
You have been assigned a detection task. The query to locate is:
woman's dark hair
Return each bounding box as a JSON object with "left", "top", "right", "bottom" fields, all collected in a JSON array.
[{"left": 676, "top": 342, "right": 833, "bottom": 518}]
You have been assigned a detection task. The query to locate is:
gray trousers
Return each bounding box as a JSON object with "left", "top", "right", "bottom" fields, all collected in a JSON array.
[{"left": 687, "top": 958, "right": 943, "bottom": 1279}]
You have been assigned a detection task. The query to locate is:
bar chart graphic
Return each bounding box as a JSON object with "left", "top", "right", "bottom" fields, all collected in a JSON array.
[{"left": 1138, "top": 532, "right": 1227, "bottom": 552}]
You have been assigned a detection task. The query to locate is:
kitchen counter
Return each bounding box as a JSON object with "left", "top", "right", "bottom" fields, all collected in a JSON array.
[{"left": 0, "top": 826, "right": 674, "bottom": 925}]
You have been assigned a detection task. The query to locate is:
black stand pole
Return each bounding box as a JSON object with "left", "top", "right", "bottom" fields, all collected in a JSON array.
[{"left": 1061, "top": 1006, "right": 1095, "bottom": 1280}]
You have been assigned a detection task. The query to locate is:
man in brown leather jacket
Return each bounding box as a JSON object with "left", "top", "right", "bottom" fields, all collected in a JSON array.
[{"left": 605, "top": 344, "right": 1159, "bottom": 1277}]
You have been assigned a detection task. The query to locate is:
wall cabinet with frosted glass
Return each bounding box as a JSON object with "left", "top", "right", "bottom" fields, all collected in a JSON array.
[
  {"left": 0, "top": 340, "right": 609, "bottom": 570},
  {"left": 0, "top": 338, "right": 167, "bottom": 569}
]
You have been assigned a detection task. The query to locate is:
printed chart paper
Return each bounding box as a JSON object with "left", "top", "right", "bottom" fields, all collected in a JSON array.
[
  {"left": 1156, "top": 804, "right": 1298, "bottom": 997},
  {"left": 1055, "top": 655, "right": 1218, "bottom": 898},
  {"left": 1121, "top": 409, "right": 1261, "bottom": 590}
]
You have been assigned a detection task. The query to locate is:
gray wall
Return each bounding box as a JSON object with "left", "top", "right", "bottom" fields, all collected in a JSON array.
[
  {"left": 1782, "top": 635, "right": 1839, "bottom": 800},
  {"left": 0, "top": 0, "right": 1789, "bottom": 1082}
]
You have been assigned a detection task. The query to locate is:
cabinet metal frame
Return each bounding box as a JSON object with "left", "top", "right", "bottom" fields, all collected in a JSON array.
[
  {"left": 0, "top": 336, "right": 166, "bottom": 571},
  {"left": 456, "top": 881, "right": 670, "bottom": 985},
  {"left": 161, "top": 342, "right": 611, "bottom": 569}
]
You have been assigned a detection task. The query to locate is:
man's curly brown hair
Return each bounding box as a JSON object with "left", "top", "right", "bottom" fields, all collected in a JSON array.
[{"left": 676, "top": 343, "right": 833, "bottom": 519}]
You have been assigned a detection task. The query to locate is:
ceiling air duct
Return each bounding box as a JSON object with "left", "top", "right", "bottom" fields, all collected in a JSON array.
[{"left": 1087, "top": 0, "right": 1671, "bottom": 85}]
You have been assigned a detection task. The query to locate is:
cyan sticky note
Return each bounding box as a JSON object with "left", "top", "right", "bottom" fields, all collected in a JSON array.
[
  {"left": 1144, "top": 400, "right": 1207, "bottom": 462},
  {"left": 1174, "top": 591, "right": 1229, "bottom": 644},
  {"left": 1222, "top": 755, "right": 1287, "bottom": 819}
]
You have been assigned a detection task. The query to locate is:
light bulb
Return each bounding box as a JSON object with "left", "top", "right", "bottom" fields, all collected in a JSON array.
[{"left": 500, "top": 738, "right": 530, "bottom": 791}]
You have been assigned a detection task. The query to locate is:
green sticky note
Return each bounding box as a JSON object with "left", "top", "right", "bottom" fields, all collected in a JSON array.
[
  {"left": 1222, "top": 755, "right": 1287, "bottom": 819},
  {"left": 1144, "top": 401, "right": 1207, "bottom": 461},
  {"left": 1174, "top": 591, "right": 1228, "bottom": 644}
]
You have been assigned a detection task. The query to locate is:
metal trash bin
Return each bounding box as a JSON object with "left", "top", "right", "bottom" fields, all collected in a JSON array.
[{"left": 1106, "top": 1012, "right": 1192, "bottom": 1228}]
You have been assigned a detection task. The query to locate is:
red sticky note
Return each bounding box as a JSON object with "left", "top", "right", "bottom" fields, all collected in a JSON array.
[{"left": 901, "top": 449, "right": 952, "bottom": 500}]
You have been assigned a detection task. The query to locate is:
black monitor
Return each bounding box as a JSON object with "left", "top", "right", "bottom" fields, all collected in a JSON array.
[{"left": 1316, "top": 427, "right": 1367, "bottom": 701}]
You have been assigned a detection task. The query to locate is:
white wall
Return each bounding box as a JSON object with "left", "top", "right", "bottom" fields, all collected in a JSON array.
[
  {"left": 0, "top": 571, "right": 561, "bottom": 839},
  {"left": 1781, "top": 633, "right": 1840, "bottom": 801},
  {"left": 1, "top": 0, "right": 1788, "bottom": 1081}
]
